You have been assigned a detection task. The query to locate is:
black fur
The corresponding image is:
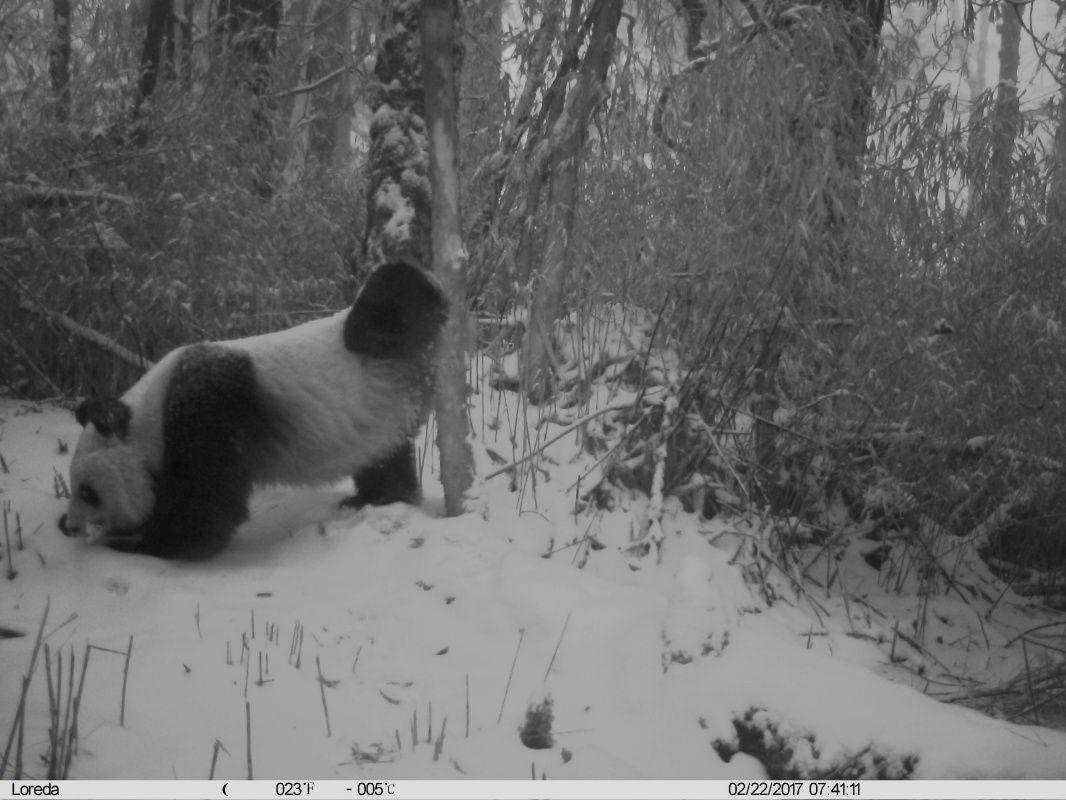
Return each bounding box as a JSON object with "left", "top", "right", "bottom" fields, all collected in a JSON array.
[
  {"left": 116, "top": 344, "right": 276, "bottom": 559},
  {"left": 75, "top": 398, "right": 131, "bottom": 439},
  {"left": 344, "top": 262, "right": 448, "bottom": 359},
  {"left": 343, "top": 441, "right": 421, "bottom": 509}
]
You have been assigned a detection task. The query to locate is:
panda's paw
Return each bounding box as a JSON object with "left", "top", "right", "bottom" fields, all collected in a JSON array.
[
  {"left": 102, "top": 531, "right": 147, "bottom": 553},
  {"left": 339, "top": 494, "right": 368, "bottom": 511},
  {"left": 339, "top": 488, "right": 421, "bottom": 510}
]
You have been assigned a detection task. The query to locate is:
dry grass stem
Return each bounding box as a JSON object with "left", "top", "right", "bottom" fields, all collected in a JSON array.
[{"left": 497, "top": 627, "right": 525, "bottom": 724}]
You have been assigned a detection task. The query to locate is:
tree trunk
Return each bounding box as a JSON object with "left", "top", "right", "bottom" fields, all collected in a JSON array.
[
  {"left": 299, "top": 0, "right": 355, "bottom": 167},
  {"left": 460, "top": 0, "right": 504, "bottom": 209},
  {"left": 362, "top": 1, "right": 430, "bottom": 268},
  {"left": 136, "top": 0, "right": 175, "bottom": 111},
  {"left": 331, "top": 5, "right": 373, "bottom": 169},
  {"left": 422, "top": 0, "right": 474, "bottom": 516},
  {"left": 175, "top": 0, "right": 196, "bottom": 85},
  {"left": 49, "top": 0, "right": 72, "bottom": 123},
  {"left": 676, "top": 0, "right": 707, "bottom": 60},
  {"left": 965, "top": 8, "right": 991, "bottom": 103},
  {"left": 218, "top": 0, "right": 281, "bottom": 144},
  {"left": 1051, "top": 56, "right": 1066, "bottom": 222},
  {"left": 834, "top": 0, "right": 886, "bottom": 165},
  {"left": 988, "top": 0, "right": 1021, "bottom": 221},
  {"left": 279, "top": 0, "right": 324, "bottom": 195}
]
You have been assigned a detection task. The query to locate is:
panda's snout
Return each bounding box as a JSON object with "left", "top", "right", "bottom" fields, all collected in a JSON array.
[{"left": 58, "top": 513, "right": 79, "bottom": 537}]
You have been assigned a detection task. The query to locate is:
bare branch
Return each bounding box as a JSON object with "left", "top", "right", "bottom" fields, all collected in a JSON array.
[
  {"left": 271, "top": 64, "right": 351, "bottom": 100},
  {"left": 1, "top": 182, "right": 134, "bottom": 207},
  {"left": 0, "top": 264, "right": 153, "bottom": 371}
]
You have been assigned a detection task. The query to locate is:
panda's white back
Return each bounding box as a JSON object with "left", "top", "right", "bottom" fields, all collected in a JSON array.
[{"left": 221, "top": 311, "right": 428, "bottom": 486}]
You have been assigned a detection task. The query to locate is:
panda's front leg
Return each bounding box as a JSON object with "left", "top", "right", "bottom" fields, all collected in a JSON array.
[{"left": 342, "top": 440, "right": 421, "bottom": 509}]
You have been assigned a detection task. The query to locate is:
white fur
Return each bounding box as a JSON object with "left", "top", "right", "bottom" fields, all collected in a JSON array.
[{"left": 231, "top": 311, "right": 427, "bottom": 484}]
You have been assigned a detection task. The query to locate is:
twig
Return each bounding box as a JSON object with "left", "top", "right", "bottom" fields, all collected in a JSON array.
[
  {"left": 543, "top": 612, "right": 572, "bottom": 682},
  {"left": 208, "top": 739, "right": 228, "bottom": 779},
  {"left": 497, "top": 628, "right": 525, "bottom": 724},
  {"left": 465, "top": 674, "right": 470, "bottom": 739},
  {"left": 272, "top": 65, "right": 350, "bottom": 100},
  {"left": 485, "top": 400, "right": 656, "bottom": 480},
  {"left": 316, "top": 655, "right": 332, "bottom": 737},
  {"left": 433, "top": 716, "right": 447, "bottom": 761},
  {"left": 44, "top": 645, "right": 59, "bottom": 777},
  {"left": 2, "top": 502, "right": 14, "bottom": 580},
  {"left": 289, "top": 621, "right": 304, "bottom": 668},
  {"left": 1011, "top": 686, "right": 1066, "bottom": 721},
  {"left": 1, "top": 180, "right": 135, "bottom": 207},
  {"left": 1004, "top": 621, "right": 1066, "bottom": 647},
  {"left": 119, "top": 635, "right": 133, "bottom": 726},
  {"left": 890, "top": 620, "right": 965, "bottom": 682},
  {"left": 14, "top": 690, "right": 24, "bottom": 778},
  {"left": 1, "top": 598, "right": 49, "bottom": 778},
  {"left": 245, "top": 701, "right": 253, "bottom": 779},
  {"left": 1022, "top": 638, "right": 1039, "bottom": 724},
  {"left": 87, "top": 644, "right": 126, "bottom": 657},
  {"left": 66, "top": 644, "right": 91, "bottom": 777},
  {"left": 60, "top": 646, "right": 74, "bottom": 776},
  {"left": 255, "top": 651, "right": 269, "bottom": 687}
]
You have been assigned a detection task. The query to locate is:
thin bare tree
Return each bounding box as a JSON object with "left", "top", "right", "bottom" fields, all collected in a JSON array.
[
  {"left": 423, "top": 0, "right": 474, "bottom": 515},
  {"left": 49, "top": 0, "right": 72, "bottom": 122}
]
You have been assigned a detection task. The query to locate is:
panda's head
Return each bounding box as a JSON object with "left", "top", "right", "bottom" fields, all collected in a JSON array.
[{"left": 59, "top": 398, "right": 155, "bottom": 544}]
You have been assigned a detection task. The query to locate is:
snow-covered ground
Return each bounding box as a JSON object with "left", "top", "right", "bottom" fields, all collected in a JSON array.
[{"left": 2, "top": 389, "right": 1066, "bottom": 780}]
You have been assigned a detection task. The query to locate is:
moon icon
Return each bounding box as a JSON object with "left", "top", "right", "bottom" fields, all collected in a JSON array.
[{"left": 222, "top": 781, "right": 230, "bottom": 796}]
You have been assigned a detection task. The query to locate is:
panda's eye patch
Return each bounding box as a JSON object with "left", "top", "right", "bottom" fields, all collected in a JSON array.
[{"left": 78, "top": 484, "right": 101, "bottom": 507}]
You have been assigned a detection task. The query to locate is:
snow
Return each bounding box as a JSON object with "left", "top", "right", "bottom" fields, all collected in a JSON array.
[
  {"left": 374, "top": 179, "right": 415, "bottom": 244},
  {"left": 2, "top": 388, "right": 1066, "bottom": 780}
]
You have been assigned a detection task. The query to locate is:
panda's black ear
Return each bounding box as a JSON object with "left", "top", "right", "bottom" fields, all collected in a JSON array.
[
  {"left": 344, "top": 261, "right": 448, "bottom": 359},
  {"left": 75, "top": 398, "right": 132, "bottom": 439}
]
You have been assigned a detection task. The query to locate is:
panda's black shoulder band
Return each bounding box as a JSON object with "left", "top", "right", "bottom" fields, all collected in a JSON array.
[
  {"left": 344, "top": 261, "right": 448, "bottom": 359},
  {"left": 75, "top": 397, "right": 132, "bottom": 439},
  {"left": 133, "top": 344, "right": 274, "bottom": 559}
]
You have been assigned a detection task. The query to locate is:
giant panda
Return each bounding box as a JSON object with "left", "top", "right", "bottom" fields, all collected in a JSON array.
[{"left": 58, "top": 261, "right": 447, "bottom": 558}]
